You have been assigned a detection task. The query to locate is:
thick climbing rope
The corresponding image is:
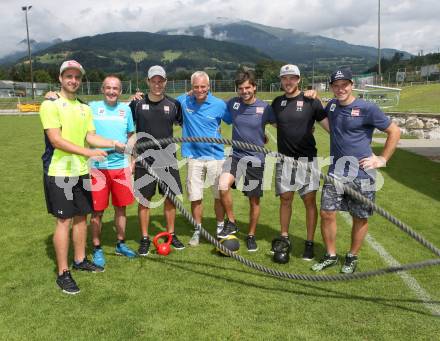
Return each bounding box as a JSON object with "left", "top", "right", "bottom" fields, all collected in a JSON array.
[{"left": 133, "top": 137, "right": 440, "bottom": 281}]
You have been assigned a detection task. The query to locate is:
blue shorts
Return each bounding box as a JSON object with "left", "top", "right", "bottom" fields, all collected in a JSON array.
[{"left": 320, "top": 176, "right": 375, "bottom": 219}]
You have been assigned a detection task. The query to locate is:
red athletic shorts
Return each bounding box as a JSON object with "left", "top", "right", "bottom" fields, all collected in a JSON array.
[{"left": 90, "top": 168, "right": 134, "bottom": 211}]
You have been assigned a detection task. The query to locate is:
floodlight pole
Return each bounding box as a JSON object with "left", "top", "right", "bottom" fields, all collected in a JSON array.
[
  {"left": 377, "top": 0, "right": 382, "bottom": 85},
  {"left": 312, "top": 41, "right": 316, "bottom": 89},
  {"left": 135, "top": 61, "right": 139, "bottom": 90},
  {"left": 22, "top": 5, "right": 34, "bottom": 100}
]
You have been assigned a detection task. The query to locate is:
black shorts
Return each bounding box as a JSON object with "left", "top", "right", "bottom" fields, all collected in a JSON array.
[
  {"left": 134, "top": 162, "right": 183, "bottom": 200},
  {"left": 223, "top": 156, "right": 264, "bottom": 198},
  {"left": 43, "top": 174, "right": 93, "bottom": 219}
]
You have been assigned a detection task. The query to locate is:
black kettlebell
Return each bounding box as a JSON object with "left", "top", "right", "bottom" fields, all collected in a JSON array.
[{"left": 272, "top": 236, "right": 292, "bottom": 264}]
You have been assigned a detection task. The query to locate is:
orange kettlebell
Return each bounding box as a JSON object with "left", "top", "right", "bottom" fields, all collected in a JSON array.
[{"left": 153, "top": 232, "right": 172, "bottom": 256}]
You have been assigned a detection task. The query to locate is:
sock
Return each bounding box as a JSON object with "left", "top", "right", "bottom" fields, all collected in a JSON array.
[
  {"left": 117, "top": 240, "right": 125, "bottom": 246},
  {"left": 94, "top": 245, "right": 102, "bottom": 250}
]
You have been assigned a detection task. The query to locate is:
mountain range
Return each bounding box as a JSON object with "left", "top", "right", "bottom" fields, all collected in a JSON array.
[
  {"left": 2, "top": 19, "right": 412, "bottom": 78},
  {"left": 160, "top": 19, "right": 412, "bottom": 73}
]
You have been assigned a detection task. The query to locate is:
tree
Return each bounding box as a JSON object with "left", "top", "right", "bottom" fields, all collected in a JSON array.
[
  {"left": 33, "top": 69, "right": 53, "bottom": 83},
  {"left": 9, "top": 64, "right": 28, "bottom": 82},
  {"left": 87, "top": 69, "right": 106, "bottom": 82},
  {"left": 0, "top": 68, "right": 7, "bottom": 79}
]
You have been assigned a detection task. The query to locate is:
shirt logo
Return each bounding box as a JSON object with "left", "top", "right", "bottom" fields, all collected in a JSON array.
[
  {"left": 233, "top": 102, "right": 240, "bottom": 110},
  {"left": 351, "top": 108, "right": 360, "bottom": 116},
  {"left": 256, "top": 107, "right": 264, "bottom": 114},
  {"left": 119, "top": 109, "right": 125, "bottom": 117},
  {"left": 296, "top": 101, "right": 303, "bottom": 111},
  {"left": 142, "top": 104, "right": 149, "bottom": 110},
  {"left": 164, "top": 105, "right": 170, "bottom": 114},
  {"left": 98, "top": 108, "right": 105, "bottom": 116},
  {"left": 281, "top": 100, "right": 287, "bottom": 107},
  {"left": 330, "top": 103, "right": 336, "bottom": 112}
]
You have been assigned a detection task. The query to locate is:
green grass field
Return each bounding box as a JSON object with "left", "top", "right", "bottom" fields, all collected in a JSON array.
[
  {"left": 388, "top": 83, "right": 440, "bottom": 113},
  {"left": 1, "top": 116, "right": 439, "bottom": 340},
  {"left": 2, "top": 82, "right": 440, "bottom": 114}
]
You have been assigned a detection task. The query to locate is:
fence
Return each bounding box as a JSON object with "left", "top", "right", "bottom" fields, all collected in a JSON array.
[{"left": 0, "top": 79, "right": 266, "bottom": 99}]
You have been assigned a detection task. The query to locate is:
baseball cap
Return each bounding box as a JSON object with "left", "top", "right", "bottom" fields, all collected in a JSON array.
[
  {"left": 330, "top": 68, "right": 353, "bottom": 84},
  {"left": 279, "top": 64, "right": 300, "bottom": 77},
  {"left": 59, "top": 60, "right": 85, "bottom": 75},
  {"left": 148, "top": 65, "right": 166, "bottom": 79}
]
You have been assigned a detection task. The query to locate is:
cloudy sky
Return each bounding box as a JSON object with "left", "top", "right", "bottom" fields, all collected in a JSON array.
[{"left": 2, "top": 0, "right": 439, "bottom": 58}]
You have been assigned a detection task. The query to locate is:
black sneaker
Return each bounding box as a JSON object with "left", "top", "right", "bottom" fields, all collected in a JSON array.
[
  {"left": 72, "top": 258, "right": 104, "bottom": 272},
  {"left": 311, "top": 253, "right": 338, "bottom": 272},
  {"left": 217, "top": 220, "right": 239, "bottom": 239},
  {"left": 302, "top": 240, "right": 315, "bottom": 261},
  {"left": 270, "top": 235, "right": 290, "bottom": 254},
  {"left": 138, "top": 237, "right": 151, "bottom": 256},
  {"left": 341, "top": 253, "right": 359, "bottom": 274},
  {"left": 246, "top": 235, "right": 258, "bottom": 252},
  {"left": 56, "top": 270, "right": 80, "bottom": 295},
  {"left": 171, "top": 234, "right": 185, "bottom": 250}
]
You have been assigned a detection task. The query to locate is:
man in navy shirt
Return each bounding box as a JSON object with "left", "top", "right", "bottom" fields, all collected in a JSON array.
[
  {"left": 312, "top": 68, "right": 400, "bottom": 274},
  {"left": 130, "top": 65, "right": 185, "bottom": 255},
  {"left": 217, "top": 70, "right": 275, "bottom": 251}
]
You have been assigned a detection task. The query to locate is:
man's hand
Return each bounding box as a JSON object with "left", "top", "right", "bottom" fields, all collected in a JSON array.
[
  {"left": 359, "top": 154, "right": 387, "bottom": 170},
  {"left": 44, "top": 91, "right": 58, "bottom": 100},
  {"left": 114, "top": 141, "right": 126, "bottom": 153},
  {"left": 303, "top": 89, "right": 318, "bottom": 99},
  {"left": 85, "top": 148, "right": 108, "bottom": 162},
  {"left": 129, "top": 92, "right": 144, "bottom": 101}
]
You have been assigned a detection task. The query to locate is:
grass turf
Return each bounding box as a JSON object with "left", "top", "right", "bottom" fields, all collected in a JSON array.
[{"left": 0, "top": 116, "right": 439, "bottom": 340}]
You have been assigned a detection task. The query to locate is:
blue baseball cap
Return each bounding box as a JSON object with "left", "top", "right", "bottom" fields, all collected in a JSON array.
[{"left": 330, "top": 69, "right": 353, "bottom": 84}]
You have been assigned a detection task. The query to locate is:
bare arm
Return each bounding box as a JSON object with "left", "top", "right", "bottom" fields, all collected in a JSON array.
[
  {"left": 86, "top": 131, "right": 125, "bottom": 151},
  {"left": 359, "top": 122, "right": 401, "bottom": 169},
  {"left": 318, "top": 117, "right": 330, "bottom": 133},
  {"left": 45, "top": 128, "right": 107, "bottom": 158}
]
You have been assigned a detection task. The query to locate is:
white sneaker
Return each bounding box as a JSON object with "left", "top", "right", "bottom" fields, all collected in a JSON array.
[{"left": 188, "top": 230, "right": 200, "bottom": 247}]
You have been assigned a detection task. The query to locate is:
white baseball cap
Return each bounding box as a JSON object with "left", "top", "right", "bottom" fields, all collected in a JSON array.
[
  {"left": 279, "top": 64, "right": 300, "bottom": 77},
  {"left": 59, "top": 60, "right": 85, "bottom": 75},
  {"left": 148, "top": 65, "right": 166, "bottom": 79}
]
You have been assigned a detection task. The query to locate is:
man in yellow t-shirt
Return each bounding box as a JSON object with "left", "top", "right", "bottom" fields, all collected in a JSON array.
[{"left": 39, "top": 60, "right": 125, "bottom": 295}]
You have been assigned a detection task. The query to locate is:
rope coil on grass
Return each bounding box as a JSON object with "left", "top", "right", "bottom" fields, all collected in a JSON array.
[{"left": 134, "top": 137, "right": 440, "bottom": 281}]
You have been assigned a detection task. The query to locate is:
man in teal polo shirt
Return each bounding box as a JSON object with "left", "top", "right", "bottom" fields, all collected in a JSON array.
[{"left": 89, "top": 75, "right": 137, "bottom": 268}]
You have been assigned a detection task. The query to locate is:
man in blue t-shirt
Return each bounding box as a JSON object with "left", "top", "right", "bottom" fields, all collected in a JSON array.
[
  {"left": 89, "top": 75, "right": 137, "bottom": 268},
  {"left": 217, "top": 70, "right": 275, "bottom": 252},
  {"left": 177, "top": 71, "right": 230, "bottom": 246},
  {"left": 311, "top": 69, "right": 400, "bottom": 274}
]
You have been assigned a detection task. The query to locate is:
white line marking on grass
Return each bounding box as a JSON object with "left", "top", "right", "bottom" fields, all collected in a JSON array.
[
  {"left": 266, "top": 123, "right": 440, "bottom": 315},
  {"left": 339, "top": 212, "right": 440, "bottom": 316}
]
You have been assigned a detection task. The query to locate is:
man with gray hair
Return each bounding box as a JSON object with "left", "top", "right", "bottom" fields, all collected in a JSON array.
[{"left": 177, "top": 71, "right": 230, "bottom": 246}]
